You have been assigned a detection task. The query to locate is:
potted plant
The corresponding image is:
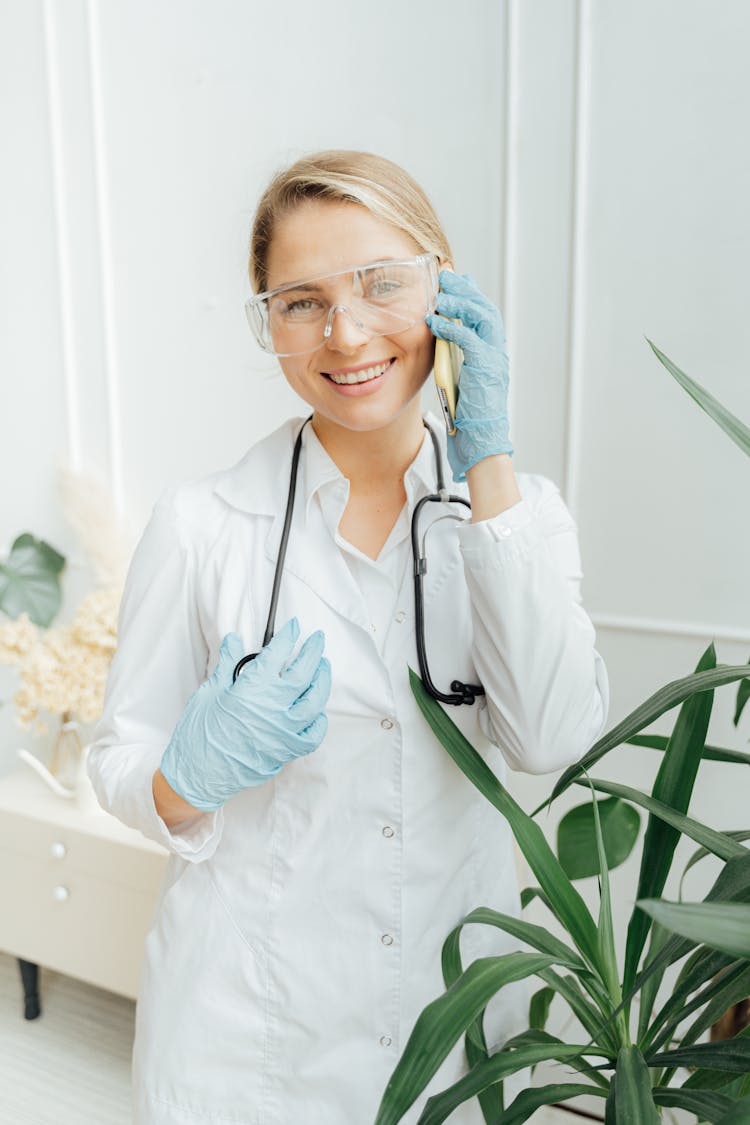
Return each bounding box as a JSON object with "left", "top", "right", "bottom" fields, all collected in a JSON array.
[{"left": 373, "top": 341, "right": 750, "bottom": 1125}]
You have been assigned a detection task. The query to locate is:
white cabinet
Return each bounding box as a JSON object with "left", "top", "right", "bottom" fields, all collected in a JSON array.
[{"left": 0, "top": 767, "right": 168, "bottom": 1000}]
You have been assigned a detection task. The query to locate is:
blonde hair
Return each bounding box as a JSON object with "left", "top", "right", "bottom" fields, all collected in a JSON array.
[{"left": 249, "top": 149, "right": 454, "bottom": 294}]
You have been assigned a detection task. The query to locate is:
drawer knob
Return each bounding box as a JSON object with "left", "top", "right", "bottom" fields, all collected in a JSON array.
[
  {"left": 52, "top": 885, "right": 70, "bottom": 902},
  {"left": 50, "top": 842, "right": 67, "bottom": 859}
]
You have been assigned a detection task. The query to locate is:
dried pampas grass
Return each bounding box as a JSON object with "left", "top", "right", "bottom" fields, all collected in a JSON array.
[{"left": 56, "top": 465, "right": 136, "bottom": 589}]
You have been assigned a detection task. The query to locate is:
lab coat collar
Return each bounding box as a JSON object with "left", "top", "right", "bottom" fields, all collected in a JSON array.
[{"left": 211, "top": 411, "right": 453, "bottom": 628}]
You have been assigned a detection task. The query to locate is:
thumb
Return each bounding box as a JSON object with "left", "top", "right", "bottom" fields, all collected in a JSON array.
[{"left": 211, "top": 632, "right": 247, "bottom": 688}]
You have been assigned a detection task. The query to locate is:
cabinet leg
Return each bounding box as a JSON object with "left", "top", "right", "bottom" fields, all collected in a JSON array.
[{"left": 17, "top": 958, "right": 41, "bottom": 1019}]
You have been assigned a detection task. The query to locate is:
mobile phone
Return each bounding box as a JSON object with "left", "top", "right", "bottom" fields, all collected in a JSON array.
[{"left": 432, "top": 271, "right": 464, "bottom": 435}]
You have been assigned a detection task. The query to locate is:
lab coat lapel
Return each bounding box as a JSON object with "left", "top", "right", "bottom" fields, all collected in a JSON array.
[{"left": 212, "top": 417, "right": 370, "bottom": 629}]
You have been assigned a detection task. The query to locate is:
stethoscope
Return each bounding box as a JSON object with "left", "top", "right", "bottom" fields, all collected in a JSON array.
[{"left": 232, "top": 415, "right": 485, "bottom": 706}]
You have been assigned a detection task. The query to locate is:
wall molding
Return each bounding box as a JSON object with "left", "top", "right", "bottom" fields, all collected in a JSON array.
[
  {"left": 591, "top": 612, "right": 750, "bottom": 646},
  {"left": 43, "top": 0, "right": 81, "bottom": 473}
]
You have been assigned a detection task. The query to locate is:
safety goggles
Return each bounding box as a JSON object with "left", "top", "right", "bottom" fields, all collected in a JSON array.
[{"left": 245, "top": 252, "right": 440, "bottom": 358}]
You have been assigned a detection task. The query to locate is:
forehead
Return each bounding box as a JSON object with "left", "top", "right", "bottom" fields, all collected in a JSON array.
[{"left": 265, "top": 199, "right": 423, "bottom": 290}]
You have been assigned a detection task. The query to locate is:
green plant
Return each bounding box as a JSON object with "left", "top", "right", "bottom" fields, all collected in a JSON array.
[
  {"left": 0, "top": 534, "right": 65, "bottom": 627},
  {"left": 374, "top": 342, "right": 750, "bottom": 1124}
]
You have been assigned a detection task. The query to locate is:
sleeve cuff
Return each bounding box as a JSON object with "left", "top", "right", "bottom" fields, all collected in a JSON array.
[{"left": 457, "top": 499, "right": 542, "bottom": 567}]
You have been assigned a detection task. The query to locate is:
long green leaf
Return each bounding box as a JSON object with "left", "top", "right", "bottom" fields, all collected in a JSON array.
[
  {"left": 574, "top": 778, "right": 747, "bottom": 862},
  {"left": 372, "top": 953, "right": 557, "bottom": 1125},
  {"left": 680, "top": 831, "right": 750, "bottom": 895},
  {"left": 647, "top": 961, "right": 750, "bottom": 1056},
  {"left": 715, "top": 1095, "right": 750, "bottom": 1124},
  {"left": 627, "top": 732, "right": 750, "bottom": 767},
  {"left": 538, "top": 967, "right": 621, "bottom": 1059},
  {"left": 439, "top": 906, "right": 591, "bottom": 1053},
  {"left": 652, "top": 1087, "right": 735, "bottom": 1119},
  {"left": 682, "top": 1028, "right": 750, "bottom": 1090},
  {"left": 646, "top": 337, "right": 750, "bottom": 456},
  {"left": 638, "top": 900, "right": 750, "bottom": 960},
  {"left": 648, "top": 1037, "right": 750, "bottom": 1073},
  {"left": 537, "top": 662, "right": 750, "bottom": 812},
  {"left": 415, "top": 1040, "right": 602, "bottom": 1125},
  {"left": 613, "top": 1045, "right": 660, "bottom": 1123},
  {"left": 588, "top": 777, "right": 625, "bottom": 1040},
  {"left": 643, "top": 946, "right": 738, "bottom": 1051},
  {"left": 624, "top": 643, "right": 717, "bottom": 994},
  {"left": 496, "top": 1083, "right": 607, "bottom": 1125},
  {"left": 409, "top": 669, "right": 601, "bottom": 971},
  {"left": 636, "top": 919, "right": 673, "bottom": 1043}
]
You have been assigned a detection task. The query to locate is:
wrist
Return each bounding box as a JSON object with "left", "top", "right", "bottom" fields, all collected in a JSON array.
[{"left": 152, "top": 767, "right": 207, "bottom": 827}]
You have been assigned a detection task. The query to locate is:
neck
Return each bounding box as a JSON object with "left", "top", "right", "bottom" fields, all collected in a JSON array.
[{"left": 311, "top": 402, "right": 427, "bottom": 496}]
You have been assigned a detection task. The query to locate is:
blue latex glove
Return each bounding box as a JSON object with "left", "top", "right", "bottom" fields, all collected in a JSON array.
[
  {"left": 159, "top": 617, "right": 331, "bottom": 812},
  {"left": 426, "top": 269, "right": 513, "bottom": 482}
]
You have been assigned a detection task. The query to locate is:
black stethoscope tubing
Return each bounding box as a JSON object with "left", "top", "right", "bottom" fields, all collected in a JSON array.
[{"left": 232, "top": 415, "right": 485, "bottom": 706}]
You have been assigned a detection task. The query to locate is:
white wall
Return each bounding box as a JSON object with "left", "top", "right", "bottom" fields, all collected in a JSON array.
[{"left": 1, "top": 0, "right": 749, "bottom": 1026}]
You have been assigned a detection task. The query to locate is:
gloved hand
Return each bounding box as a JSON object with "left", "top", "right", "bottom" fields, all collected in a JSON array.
[
  {"left": 159, "top": 617, "right": 331, "bottom": 812},
  {"left": 426, "top": 269, "right": 513, "bottom": 482}
]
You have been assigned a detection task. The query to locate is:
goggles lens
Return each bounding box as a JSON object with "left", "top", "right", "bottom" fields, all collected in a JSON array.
[{"left": 246, "top": 254, "right": 439, "bottom": 357}]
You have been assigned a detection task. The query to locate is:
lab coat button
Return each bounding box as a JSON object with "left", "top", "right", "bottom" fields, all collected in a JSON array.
[
  {"left": 382, "top": 826, "right": 394, "bottom": 838},
  {"left": 499, "top": 525, "right": 512, "bottom": 537},
  {"left": 379, "top": 1035, "right": 392, "bottom": 1047},
  {"left": 381, "top": 933, "right": 394, "bottom": 946},
  {"left": 394, "top": 610, "right": 406, "bottom": 623},
  {"left": 380, "top": 718, "right": 394, "bottom": 730}
]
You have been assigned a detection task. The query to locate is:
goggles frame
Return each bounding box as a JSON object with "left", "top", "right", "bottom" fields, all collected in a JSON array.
[{"left": 245, "top": 252, "right": 440, "bottom": 357}]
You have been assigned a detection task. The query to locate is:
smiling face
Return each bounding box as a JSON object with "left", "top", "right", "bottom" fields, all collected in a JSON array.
[{"left": 265, "top": 199, "right": 446, "bottom": 435}]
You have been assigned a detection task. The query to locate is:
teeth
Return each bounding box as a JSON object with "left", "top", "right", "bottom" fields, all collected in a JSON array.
[{"left": 327, "top": 360, "right": 392, "bottom": 385}]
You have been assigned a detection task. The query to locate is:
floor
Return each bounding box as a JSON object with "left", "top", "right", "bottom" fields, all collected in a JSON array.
[{"left": 0, "top": 950, "right": 585, "bottom": 1124}]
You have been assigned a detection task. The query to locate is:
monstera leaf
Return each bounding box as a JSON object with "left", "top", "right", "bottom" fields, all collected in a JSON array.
[{"left": 0, "top": 534, "right": 66, "bottom": 627}]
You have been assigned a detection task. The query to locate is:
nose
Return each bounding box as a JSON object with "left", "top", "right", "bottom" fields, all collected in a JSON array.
[{"left": 323, "top": 304, "right": 372, "bottom": 352}]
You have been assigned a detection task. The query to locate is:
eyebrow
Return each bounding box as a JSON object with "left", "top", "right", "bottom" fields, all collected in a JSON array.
[{"left": 274, "top": 259, "right": 393, "bottom": 294}]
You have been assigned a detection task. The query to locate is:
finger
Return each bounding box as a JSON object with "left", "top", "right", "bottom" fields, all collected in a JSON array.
[
  {"left": 211, "top": 632, "right": 247, "bottom": 689},
  {"left": 250, "top": 617, "right": 300, "bottom": 678},
  {"left": 288, "top": 657, "right": 331, "bottom": 723},
  {"left": 435, "top": 292, "right": 503, "bottom": 344},
  {"left": 290, "top": 711, "right": 328, "bottom": 758},
  {"left": 426, "top": 313, "right": 486, "bottom": 365},
  {"left": 438, "top": 269, "right": 496, "bottom": 312},
  {"left": 280, "top": 628, "right": 326, "bottom": 691}
]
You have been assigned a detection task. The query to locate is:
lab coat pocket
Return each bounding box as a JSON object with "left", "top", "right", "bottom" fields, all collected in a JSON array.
[{"left": 134, "top": 859, "right": 268, "bottom": 1122}]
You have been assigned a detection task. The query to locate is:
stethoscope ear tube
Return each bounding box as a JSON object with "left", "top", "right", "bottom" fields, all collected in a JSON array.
[
  {"left": 231, "top": 414, "right": 484, "bottom": 704},
  {"left": 232, "top": 415, "right": 314, "bottom": 684}
]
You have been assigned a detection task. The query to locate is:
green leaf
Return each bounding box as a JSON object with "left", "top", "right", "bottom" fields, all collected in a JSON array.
[
  {"left": 0, "top": 533, "right": 66, "bottom": 626},
  {"left": 529, "top": 987, "right": 555, "bottom": 1031},
  {"left": 716, "top": 1097, "right": 750, "bottom": 1125},
  {"left": 624, "top": 642, "right": 717, "bottom": 994},
  {"left": 735, "top": 666, "right": 750, "bottom": 726},
  {"left": 408, "top": 668, "right": 602, "bottom": 972},
  {"left": 414, "top": 1040, "right": 602, "bottom": 1125},
  {"left": 646, "top": 337, "right": 750, "bottom": 457},
  {"left": 652, "top": 1087, "right": 735, "bottom": 1119},
  {"left": 439, "top": 906, "right": 591, "bottom": 1053},
  {"left": 638, "top": 900, "right": 750, "bottom": 960},
  {"left": 613, "top": 1045, "right": 660, "bottom": 1123},
  {"left": 573, "top": 778, "right": 747, "bottom": 863},
  {"left": 372, "top": 952, "right": 557, "bottom": 1125},
  {"left": 627, "top": 732, "right": 750, "bottom": 768},
  {"left": 588, "top": 778, "right": 624, "bottom": 1031},
  {"left": 646, "top": 961, "right": 750, "bottom": 1056},
  {"left": 682, "top": 1028, "right": 750, "bottom": 1091},
  {"left": 538, "top": 967, "right": 621, "bottom": 1058},
  {"left": 557, "top": 797, "right": 640, "bottom": 879},
  {"left": 648, "top": 1037, "right": 750, "bottom": 1073},
  {"left": 538, "top": 662, "right": 750, "bottom": 812},
  {"left": 681, "top": 831, "right": 750, "bottom": 896},
  {"left": 497, "top": 1083, "right": 607, "bottom": 1125}
]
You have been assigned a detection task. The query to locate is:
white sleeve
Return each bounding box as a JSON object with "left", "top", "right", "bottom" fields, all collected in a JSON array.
[
  {"left": 87, "top": 486, "right": 224, "bottom": 861},
  {"left": 456, "top": 476, "right": 610, "bottom": 775}
]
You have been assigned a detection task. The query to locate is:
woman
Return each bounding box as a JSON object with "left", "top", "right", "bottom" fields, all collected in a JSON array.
[{"left": 88, "top": 149, "right": 610, "bottom": 1125}]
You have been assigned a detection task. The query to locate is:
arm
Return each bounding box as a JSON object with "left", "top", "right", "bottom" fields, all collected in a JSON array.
[
  {"left": 86, "top": 487, "right": 224, "bottom": 861},
  {"left": 457, "top": 473, "right": 610, "bottom": 775}
]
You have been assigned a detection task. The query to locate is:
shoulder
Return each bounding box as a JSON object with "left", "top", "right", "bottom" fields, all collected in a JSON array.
[
  {"left": 151, "top": 415, "right": 306, "bottom": 541},
  {"left": 507, "top": 470, "right": 579, "bottom": 539}
]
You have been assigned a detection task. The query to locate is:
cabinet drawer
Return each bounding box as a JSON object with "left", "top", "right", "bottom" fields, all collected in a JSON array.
[
  {"left": 0, "top": 807, "right": 167, "bottom": 893},
  {"left": 0, "top": 843, "right": 165, "bottom": 999}
]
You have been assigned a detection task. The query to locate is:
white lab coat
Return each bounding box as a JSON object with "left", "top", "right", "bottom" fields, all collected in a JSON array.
[{"left": 87, "top": 411, "right": 609, "bottom": 1125}]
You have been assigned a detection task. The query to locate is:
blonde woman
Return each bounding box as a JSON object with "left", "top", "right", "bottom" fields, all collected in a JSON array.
[{"left": 88, "top": 149, "right": 610, "bottom": 1125}]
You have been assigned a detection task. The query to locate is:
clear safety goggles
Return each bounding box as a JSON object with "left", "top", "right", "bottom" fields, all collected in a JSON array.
[{"left": 245, "top": 252, "right": 440, "bottom": 358}]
